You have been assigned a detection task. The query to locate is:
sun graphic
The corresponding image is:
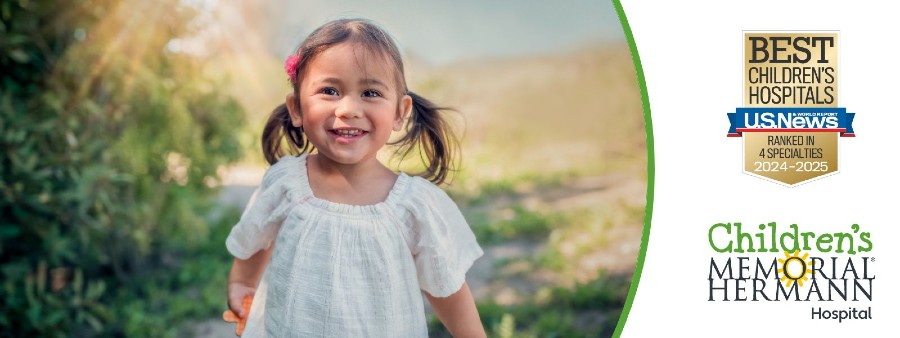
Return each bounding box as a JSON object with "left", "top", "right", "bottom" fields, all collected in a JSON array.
[{"left": 778, "top": 251, "right": 814, "bottom": 287}]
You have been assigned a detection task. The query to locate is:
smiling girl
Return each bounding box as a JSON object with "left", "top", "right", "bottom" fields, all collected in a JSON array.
[{"left": 224, "top": 19, "right": 485, "bottom": 337}]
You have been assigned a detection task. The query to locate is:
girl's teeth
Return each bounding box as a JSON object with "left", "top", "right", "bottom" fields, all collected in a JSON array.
[{"left": 335, "top": 129, "right": 362, "bottom": 136}]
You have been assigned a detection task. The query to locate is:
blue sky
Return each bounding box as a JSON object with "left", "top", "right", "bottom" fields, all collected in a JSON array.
[{"left": 267, "top": 0, "right": 624, "bottom": 65}]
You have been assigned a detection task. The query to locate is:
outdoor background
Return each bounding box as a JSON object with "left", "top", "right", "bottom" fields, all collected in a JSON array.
[{"left": 0, "top": 0, "right": 645, "bottom": 337}]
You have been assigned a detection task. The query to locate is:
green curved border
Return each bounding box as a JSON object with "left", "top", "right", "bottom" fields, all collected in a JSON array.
[{"left": 612, "top": 1, "right": 654, "bottom": 337}]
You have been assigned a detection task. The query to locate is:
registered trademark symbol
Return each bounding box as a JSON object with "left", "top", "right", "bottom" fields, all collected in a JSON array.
[{"left": 870, "top": 257, "right": 875, "bottom": 262}]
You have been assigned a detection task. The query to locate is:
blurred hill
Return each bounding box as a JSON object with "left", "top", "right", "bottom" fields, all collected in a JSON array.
[{"left": 408, "top": 43, "right": 644, "bottom": 183}]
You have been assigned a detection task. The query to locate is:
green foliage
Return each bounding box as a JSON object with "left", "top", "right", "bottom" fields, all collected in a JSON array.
[
  {"left": 430, "top": 275, "right": 630, "bottom": 338},
  {"left": 105, "top": 209, "right": 238, "bottom": 337},
  {"left": 1, "top": 0, "right": 244, "bottom": 336},
  {"left": 468, "top": 204, "right": 564, "bottom": 245},
  {"left": 1, "top": 262, "right": 111, "bottom": 337}
]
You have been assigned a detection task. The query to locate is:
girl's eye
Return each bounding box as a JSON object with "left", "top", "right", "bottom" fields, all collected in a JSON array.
[
  {"left": 320, "top": 87, "right": 338, "bottom": 96},
  {"left": 362, "top": 89, "right": 381, "bottom": 98}
]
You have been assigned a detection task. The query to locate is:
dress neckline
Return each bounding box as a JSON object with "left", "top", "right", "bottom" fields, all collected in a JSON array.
[{"left": 292, "top": 154, "right": 409, "bottom": 215}]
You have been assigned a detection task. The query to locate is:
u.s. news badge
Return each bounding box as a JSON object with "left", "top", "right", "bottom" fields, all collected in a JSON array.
[{"left": 728, "top": 31, "right": 855, "bottom": 186}]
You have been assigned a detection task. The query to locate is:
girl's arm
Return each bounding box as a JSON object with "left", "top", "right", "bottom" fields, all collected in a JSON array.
[
  {"left": 425, "top": 282, "right": 486, "bottom": 338},
  {"left": 227, "top": 246, "right": 273, "bottom": 318}
]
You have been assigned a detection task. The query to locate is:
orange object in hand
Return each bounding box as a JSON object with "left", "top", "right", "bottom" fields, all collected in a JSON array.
[{"left": 223, "top": 296, "right": 253, "bottom": 336}]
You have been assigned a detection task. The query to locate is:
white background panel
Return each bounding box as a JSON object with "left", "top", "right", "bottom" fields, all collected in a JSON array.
[{"left": 619, "top": 1, "right": 898, "bottom": 336}]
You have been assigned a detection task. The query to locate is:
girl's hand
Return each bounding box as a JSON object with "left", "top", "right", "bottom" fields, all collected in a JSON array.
[
  {"left": 226, "top": 246, "right": 273, "bottom": 318},
  {"left": 227, "top": 282, "right": 256, "bottom": 318}
]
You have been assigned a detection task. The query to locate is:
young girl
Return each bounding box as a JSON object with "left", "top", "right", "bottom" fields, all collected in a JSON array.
[{"left": 225, "top": 19, "right": 485, "bottom": 337}]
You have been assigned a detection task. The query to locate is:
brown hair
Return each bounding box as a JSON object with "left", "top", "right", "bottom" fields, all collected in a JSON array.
[{"left": 262, "top": 18, "right": 458, "bottom": 184}]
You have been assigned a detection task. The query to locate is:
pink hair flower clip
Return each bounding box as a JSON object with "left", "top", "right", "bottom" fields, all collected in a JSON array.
[{"left": 284, "top": 52, "right": 302, "bottom": 83}]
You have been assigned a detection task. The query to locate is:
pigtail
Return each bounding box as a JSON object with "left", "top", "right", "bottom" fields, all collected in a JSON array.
[
  {"left": 392, "top": 91, "right": 459, "bottom": 185},
  {"left": 261, "top": 103, "right": 311, "bottom": 165}
]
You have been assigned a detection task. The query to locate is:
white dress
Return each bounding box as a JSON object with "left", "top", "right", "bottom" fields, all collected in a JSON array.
[{"left": 226, "top": 154, "right": 483, "bottom": 337}]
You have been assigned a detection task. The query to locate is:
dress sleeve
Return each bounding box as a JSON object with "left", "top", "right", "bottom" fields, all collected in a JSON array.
[
  {"left": 225, "top": 161, "right": 294, "bottom": 260},
  {"left": 408, "top": 179, "right": 484, "bottom": 297}
]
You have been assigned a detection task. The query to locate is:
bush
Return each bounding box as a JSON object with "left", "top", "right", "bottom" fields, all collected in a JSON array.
[
  {"left": 1, "top": 0, "right": 243, "bottom": 336},
  {"left": 428, "top": 275, "right": 631, "bottom": 338}
]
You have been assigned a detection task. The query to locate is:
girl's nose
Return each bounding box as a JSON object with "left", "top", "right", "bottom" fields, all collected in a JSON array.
[{"left": 335, "top": 97, "right": 363, "bottom": 119}]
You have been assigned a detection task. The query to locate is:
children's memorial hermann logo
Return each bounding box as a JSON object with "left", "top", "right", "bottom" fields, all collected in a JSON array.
[
  {"left": 707, "top": 222, "right": 875, "bottom": 322},
  {"left": 728, "top": 31, "right": 855, "bottom": 185}
]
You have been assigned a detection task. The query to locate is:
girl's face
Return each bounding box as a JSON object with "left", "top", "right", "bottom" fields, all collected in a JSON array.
[{"left": 288, "top": 43, "right": 411, "bottom": 167}]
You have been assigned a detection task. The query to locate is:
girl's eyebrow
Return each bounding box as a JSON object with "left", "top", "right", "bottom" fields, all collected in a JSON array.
[
  {"left": 314, "top": 77, "right": 343, "bottom": 85},
  {"left": 313, "top": 77, "right": 389, "bottom": 89},
  {"left": 359, "top": 78, "right": 388, "bottom": 88}
]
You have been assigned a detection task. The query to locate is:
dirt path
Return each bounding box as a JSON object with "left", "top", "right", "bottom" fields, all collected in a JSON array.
[
  {"left": 459, "top": 174, "right": 645, "bottom": 305},
  {"left": 182, "top": 169, "right": 645, "bottom": 337}
]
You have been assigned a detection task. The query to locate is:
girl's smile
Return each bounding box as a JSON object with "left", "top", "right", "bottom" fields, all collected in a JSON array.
[{"left": 329, "top": 127, "right": 369, "bottom": 144}]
